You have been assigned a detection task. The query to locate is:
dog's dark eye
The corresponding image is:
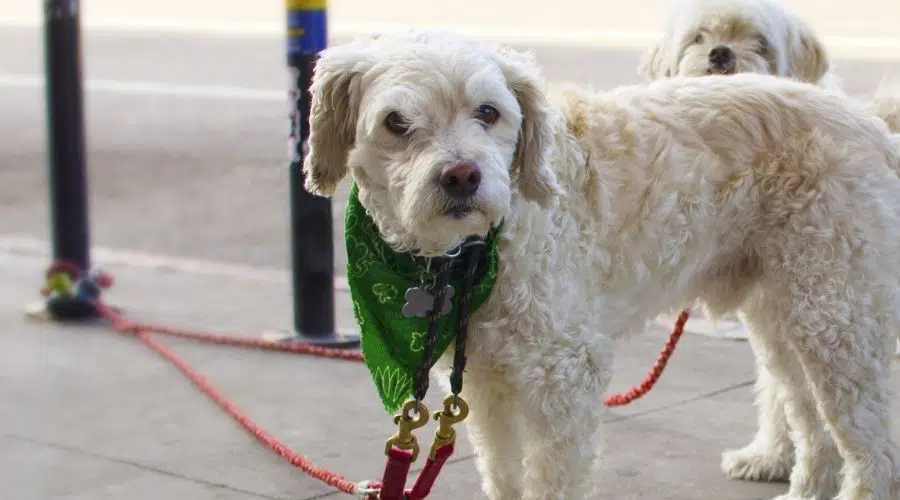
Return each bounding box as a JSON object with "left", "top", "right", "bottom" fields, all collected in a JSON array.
[
  {"left": 474, "top": 104, "right": 500, "bottom": 125},
  {"left": 692, "top": 32, "right": 704, "bottom": 45},
  {"left": 384, "top": 111, "right": 411, "bottom": 135}
]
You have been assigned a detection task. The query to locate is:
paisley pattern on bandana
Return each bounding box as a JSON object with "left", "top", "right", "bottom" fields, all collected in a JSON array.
[{"left": 344, "top": 183, "right": 501, "bottom": 413}]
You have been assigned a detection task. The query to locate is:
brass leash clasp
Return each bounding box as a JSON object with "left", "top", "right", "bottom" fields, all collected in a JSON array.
[
  {"left": 428, "top": 394, "right": 469, "bottom": 459},
  {"left": 385, "top": 399, "right": 430, "bottom": 462}
]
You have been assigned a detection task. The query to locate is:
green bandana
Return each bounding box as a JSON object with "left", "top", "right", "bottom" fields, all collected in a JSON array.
[{"left": 344, "top": 183, "right": 501, "bottom": 413}]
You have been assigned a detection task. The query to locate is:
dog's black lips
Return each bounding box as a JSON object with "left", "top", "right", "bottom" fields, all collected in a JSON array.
[
  {"left": 706, "top": 66, "right": 735, "bottom": 75},
  {"left": 444, "top": 202, "right": 474, "bottom": 219}
]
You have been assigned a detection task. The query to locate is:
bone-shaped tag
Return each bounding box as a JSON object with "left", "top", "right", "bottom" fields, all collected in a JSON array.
[{"left": 402, "top": 285, "right": 455, "bottom": 318}]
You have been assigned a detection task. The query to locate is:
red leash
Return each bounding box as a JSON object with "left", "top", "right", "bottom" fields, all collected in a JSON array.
[
  {"left": 93, "top": 301, "right": 379, "bottom": 497},
  {"left": 406, "top": 444, "right": 455, "bottom": 499},
  {"left": 110, "top": 300, "right": 689, "bottom": 408},
  {"left": 604, "top": 308, "right": 691, "bottom": 407},
  {"left": 378, "top": 447, "right": 415, "bottom": 499},
  {"left": 39, "top": 262, "right": 689, "bottom": 498}
]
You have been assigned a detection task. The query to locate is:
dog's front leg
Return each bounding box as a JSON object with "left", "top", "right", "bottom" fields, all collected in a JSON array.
[
  {"left": 516, "top": 335, "right": 613, "bottom": 500},
  {"left": 460, "top": 366, "right": 527, "bottom": 500}
]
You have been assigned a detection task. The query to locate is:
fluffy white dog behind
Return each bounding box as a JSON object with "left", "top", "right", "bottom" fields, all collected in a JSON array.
[
  {"left": 639, "top": 0, "right": 900, "bottom": 487},
  {"left": 305, "top": 30, "right": 900, "bottom": 500},
  {"left": 639, "top": 0, "right": 830, "bottom": 82},
  {"left": 639, "top": 0, "right": 900, "bottom": 128}
]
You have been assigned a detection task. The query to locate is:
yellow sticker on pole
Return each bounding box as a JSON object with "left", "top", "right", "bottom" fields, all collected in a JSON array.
[{"left": 286, "top": 0, "right": 326, "bottom": 10}]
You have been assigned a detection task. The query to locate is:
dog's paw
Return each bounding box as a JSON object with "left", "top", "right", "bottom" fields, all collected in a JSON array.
[
  {"left": 721, "top": 444, "right": 793, "bottom": 482},
  {"left": 770, "top": 495, "right": 815, "bottom": 500},
  {"left": 481, "top": 480, "right": 523, "bottom": 500}
]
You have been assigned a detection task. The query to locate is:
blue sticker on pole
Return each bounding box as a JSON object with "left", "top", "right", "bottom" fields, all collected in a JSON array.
[{"left": 287, "top": 0, "right": 327, "bottom": 55}]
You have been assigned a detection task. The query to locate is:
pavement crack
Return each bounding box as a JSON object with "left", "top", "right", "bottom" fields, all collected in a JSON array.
[{"left": 2, "top": 433, "right": 289, "bottom": 500}]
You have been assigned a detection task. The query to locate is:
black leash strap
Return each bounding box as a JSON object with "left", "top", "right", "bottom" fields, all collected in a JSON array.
[
  {"left": 412, "top": 237, "right": 485, "bottom": 405},
  {"left": 414, "top": 257, "right": 454, "bottom": 403},
  {"left": 450, "top": 239, "right": 484, "bottom": 398}
]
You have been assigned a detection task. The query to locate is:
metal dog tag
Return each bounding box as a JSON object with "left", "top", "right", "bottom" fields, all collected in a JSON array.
[{"left": 402, "top": 285, "right": 455, "bottom": 318}]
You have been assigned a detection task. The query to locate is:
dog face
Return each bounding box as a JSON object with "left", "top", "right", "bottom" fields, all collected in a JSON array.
[
  {"left": 303, "top": 31, "right": 561, "bottom": 256},
  {"left": 639, "top": 0, "right": 829, "bottom": 83}
]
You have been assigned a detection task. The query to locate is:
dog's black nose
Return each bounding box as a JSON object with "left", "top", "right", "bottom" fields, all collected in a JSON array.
[
  {"left": 439, "top": 161, "right": 481, "bottom": 198},
  {"left": 708, "top": 45, "right": 735, "bottom": 67}
]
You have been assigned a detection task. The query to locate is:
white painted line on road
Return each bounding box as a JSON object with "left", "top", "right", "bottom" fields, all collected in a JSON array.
[
  {"left": 0, "top": 234, "right": 350, "bottom": 291},
  {"left": 337, "top": 22, "right": 659, "bottom": 48},
  {"left": 3, "top": 17, "right": 900, "bottom": 58},
  {"left": 0, "top": 18, "right": 288, "bottom": 37},
  {"left": 0, "top": 74, "right": 286, "bottom": 101}
]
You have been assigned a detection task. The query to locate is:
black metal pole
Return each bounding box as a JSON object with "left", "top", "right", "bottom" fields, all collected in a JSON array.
[
  {"left": 43, "top": 0, "right": 91, "bottom": 272},
  {"left": 280, "top": 0, "right": 358, "bottom": 347},
  {"left": 27, "top": 0, "right": 103, "bottom": 321}
]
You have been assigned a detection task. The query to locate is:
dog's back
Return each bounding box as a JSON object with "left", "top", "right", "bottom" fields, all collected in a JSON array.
[
  {"left": 549, "top": 73, "right": 900, "bottom": 323},
  {"left": 608, "top": 73, "right": 900, "bottom": 176}
]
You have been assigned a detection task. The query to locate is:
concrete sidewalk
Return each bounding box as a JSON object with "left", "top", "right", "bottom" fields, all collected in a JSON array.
[{"left": 5, "top": 247, "right": 897, "bottom": 499}]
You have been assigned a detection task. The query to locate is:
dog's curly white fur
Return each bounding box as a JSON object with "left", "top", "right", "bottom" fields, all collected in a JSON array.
[
  {"left": 305, "top": 30, "right": 900, "bottom": 500},
  {"left": 639, "top": 0, "right": 900, "bottom": 489}
]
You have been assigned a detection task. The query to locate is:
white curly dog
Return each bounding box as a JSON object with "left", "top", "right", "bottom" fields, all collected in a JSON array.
[
  {"left": 303, "top": 30, "right": 900, "bottom": 500},
  {"left": 638, "top": 0, "right": 900, "bottom": 490}
]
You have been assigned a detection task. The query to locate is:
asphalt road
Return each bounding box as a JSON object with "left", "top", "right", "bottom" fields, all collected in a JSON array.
[{"left": 2, "top": 26, "right": 900, "bottom": 275}]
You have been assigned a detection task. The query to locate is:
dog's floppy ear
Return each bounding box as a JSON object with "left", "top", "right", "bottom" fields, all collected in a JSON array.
[
  {"left": 638, "top": 41, "right": 670, "bottom": 80},
  {"left": 787, "top": 20, "right": 829, "bottom": 83},
  {"left": 491, "top": 47, "right": 562, "bottom": 208},
  {"left": 302, "top": 44, "right": 371, "bottom": 196}
]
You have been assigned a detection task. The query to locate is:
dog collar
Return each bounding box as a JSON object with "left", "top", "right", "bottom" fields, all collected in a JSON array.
[{"left": 344, "top": 182, "right": 501, "bottom": 412}]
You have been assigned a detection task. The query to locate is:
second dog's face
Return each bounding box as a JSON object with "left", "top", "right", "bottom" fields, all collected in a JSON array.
[
  {"left": 302, "top": 32, "right": 561, "bottom": 256},
  {"left": 676, "top": 16, "right": 775, "bottom": 76},
  {"left": 640, "top": 0, "right": 829, "bottom": 84}
]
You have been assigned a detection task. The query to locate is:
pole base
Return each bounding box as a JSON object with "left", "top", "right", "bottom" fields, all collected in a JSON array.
[
  {"left": 261, "top": 329, "right": 361, "bottom": 348},
  {"left": 25, "top": 296, "right": 119, "bottom": 323}
]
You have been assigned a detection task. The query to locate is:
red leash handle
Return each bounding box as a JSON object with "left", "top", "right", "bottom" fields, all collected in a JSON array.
[
  {"left": 406, "top": 443, "right": 455, "bottom": 500},
  {"left": 378, "top": 447, "right": 414, "bottom": 500}
]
